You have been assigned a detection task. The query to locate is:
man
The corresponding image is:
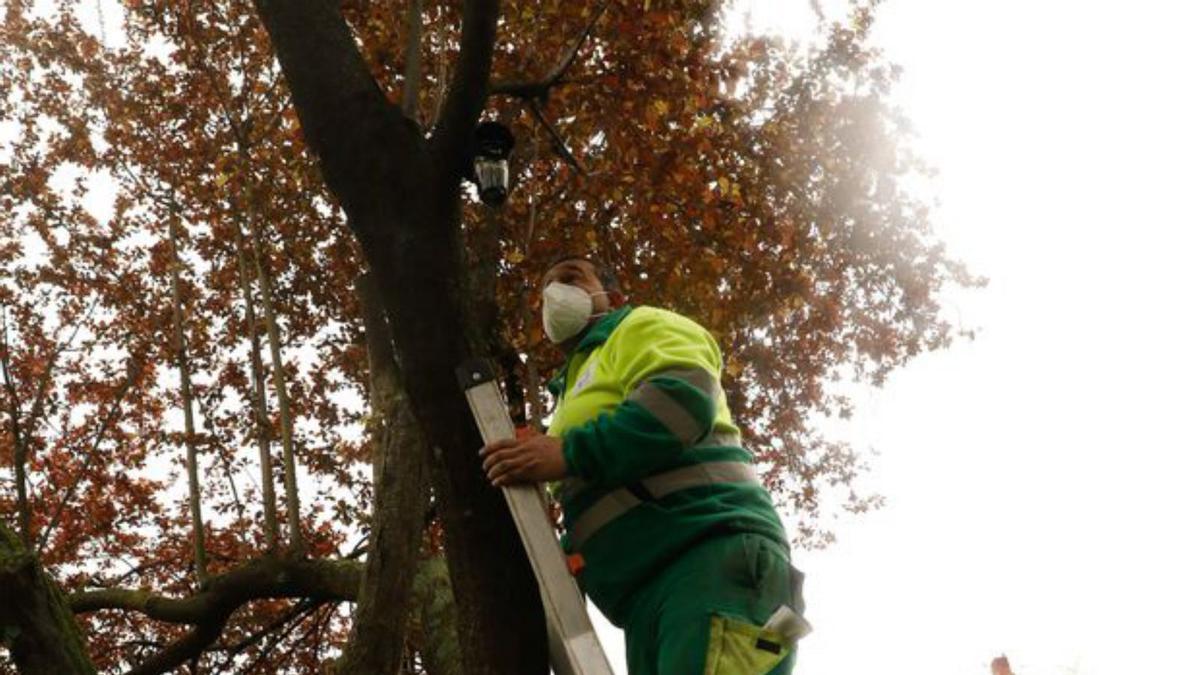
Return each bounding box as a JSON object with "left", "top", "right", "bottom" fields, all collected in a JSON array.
[{"left": 480, "top": 255, "right": 809, "bottom": 674}]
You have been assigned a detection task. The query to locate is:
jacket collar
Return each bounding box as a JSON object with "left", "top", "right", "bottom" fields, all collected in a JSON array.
[{"left": 547, "top": 304, "right": 634, "bottom": 398}]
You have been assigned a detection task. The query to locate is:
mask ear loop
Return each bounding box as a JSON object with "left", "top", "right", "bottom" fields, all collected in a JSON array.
[{"left": 586, "top": 290, "right": 612, "bottom": 319}]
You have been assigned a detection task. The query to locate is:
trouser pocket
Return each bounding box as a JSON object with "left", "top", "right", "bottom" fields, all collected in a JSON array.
[{"left": 703, "top": 613, "right": 789, "bottom": 675}]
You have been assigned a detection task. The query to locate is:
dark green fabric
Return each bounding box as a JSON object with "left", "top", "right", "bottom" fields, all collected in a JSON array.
[
  {"left": 623, "top": 533, "right": 796, "bottom": 675},
  {"left": 568, "top": 480, "right": 787, "bottom": 626}
]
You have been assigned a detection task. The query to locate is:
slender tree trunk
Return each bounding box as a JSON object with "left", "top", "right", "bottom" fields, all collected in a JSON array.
[
  {"left": 0, "top": 319, "right": 33, "bottom": 547},
  {"left": 337, "top": 273, "right": 434, "bottom": 675},
  {"left": 233, "top": 222, "right": 281, "bottom": 552},
  {"left": 0, "top": 523, "right": 96, "bottom": 675},
  {"left": 246, "top": 215, "right": 303, "bottom": 554},
  {"left": 167, "top": 218, "right": 209, "bottom": 584}
]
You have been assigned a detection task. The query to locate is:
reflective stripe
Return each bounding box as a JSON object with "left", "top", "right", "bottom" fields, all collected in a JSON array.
[
  {"left": 640, "top": 461, "right": 757, "bottom": 499},
  {"left": 629, "top": 383, "right": 704, "bottom": 444},
  {"left": 570, "top": 487, "right": 642, "bottom": 548},
  {"left": 558, "top": 430, "right": 738, "bottom": 505},
  {"left": 695, "top": 429, "right": 741, "bottom": 449},
  {"left": 647, "top": 367, "right": 720, "bottom": 399},
  {"left": 569, "top": 461, "right": 761, "bottom": 548}
]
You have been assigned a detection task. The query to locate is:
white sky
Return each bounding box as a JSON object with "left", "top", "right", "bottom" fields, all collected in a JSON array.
[{"left": 591, "top": 1, "right": 1200, "bottom": 674}]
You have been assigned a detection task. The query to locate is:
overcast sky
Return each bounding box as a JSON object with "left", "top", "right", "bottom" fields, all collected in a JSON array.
[{"left": 593, "top": 1, "right": 1200, "bottom": 673}]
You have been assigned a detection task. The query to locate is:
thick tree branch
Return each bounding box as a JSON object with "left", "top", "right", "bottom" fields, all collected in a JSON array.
[
  {"left": 70, "top": 555, "right": 359, "bottom": 675},
  {"left": 69, "top": 557, "right": 360, "bottom": 623},
  {"left": 431, "top": 0, "right": 500, "bottom": 181},
  {"left": 251, "top": 0, "right": 412, "bottom": 209},
  {"left": 251, "top": 2, "right": 549, "bottom": 671}
]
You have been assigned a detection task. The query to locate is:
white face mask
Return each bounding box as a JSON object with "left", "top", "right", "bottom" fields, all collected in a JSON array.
[{"left": 541, "top": 281, "right": 608, "bottom": 345}]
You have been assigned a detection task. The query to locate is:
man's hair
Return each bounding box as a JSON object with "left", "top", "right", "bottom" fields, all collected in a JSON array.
[{"left": 548, "top": 253, "right": 622, "bottom": 294}]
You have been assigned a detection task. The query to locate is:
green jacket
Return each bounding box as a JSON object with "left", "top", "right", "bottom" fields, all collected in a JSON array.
[{"left": 547, "top": 304, "right": 787, "bottom": 626}]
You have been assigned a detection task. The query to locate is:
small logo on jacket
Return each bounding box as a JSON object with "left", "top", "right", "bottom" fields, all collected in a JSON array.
[{"left": 572, "top": 362, "right": 597, "bottom": 395}]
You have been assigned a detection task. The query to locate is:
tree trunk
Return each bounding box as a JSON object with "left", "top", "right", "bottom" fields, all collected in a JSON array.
[
  {"left": 250, "top": 1, "right": 548, "bottom": 672},
  {"left": 167, "top": 217, "right": 208, "bottom": 584},
  {"left": 0, "top": 523, "right": 96, "bottom": 675},
  {"left": 337, "top": 274, "right": 433, "bottom": 675},
  {"left": 413, "top": 554, "right": 462, "bottom": 675},
  {"left": 247, "top": 214, "right": 303, "bottom": 554},
  {"left": 234, "top": 222, "right": 281, "bottom": 552}
]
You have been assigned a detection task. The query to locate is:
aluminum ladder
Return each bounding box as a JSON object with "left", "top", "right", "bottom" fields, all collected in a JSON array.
[{"left": 458, "top": 358, "right": 616, "bottom": 675}]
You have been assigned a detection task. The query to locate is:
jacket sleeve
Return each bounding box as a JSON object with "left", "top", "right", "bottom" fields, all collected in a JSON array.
[{"left": 561, "top": 311, "right": 723, "bottom": 488}]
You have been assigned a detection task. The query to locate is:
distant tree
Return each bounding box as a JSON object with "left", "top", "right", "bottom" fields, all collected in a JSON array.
[{"left": 0, "top": 0, "right": 980, "bottom": 672}]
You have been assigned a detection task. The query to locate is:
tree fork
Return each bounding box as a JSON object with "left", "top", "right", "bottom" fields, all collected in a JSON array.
[{"left": 250, "top": 0, "right": 548, "bottom": 671}]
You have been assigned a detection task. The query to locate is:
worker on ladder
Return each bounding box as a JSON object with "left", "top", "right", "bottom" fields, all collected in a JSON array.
[{"left": 481, "top": 254, "right": 810, "bottom": 674}]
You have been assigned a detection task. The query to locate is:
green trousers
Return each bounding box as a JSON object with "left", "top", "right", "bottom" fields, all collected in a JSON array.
[{"left": 622, "top": 532, "right": 798, "bottom": 675}]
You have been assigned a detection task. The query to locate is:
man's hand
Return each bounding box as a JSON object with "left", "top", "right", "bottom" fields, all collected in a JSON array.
[{"left": 479, "top": 432, "right": 569, "bottom": 487}]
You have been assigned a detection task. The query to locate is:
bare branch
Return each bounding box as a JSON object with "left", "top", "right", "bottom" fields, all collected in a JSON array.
[
  {"left": 214, "top": 598, "right": 318, "bottom": 658},
  {"left": 528, "top": 101, "right": 586, "bottom": 175},
  {"left": 487, "top": 0, "right": 612, "bottom": 101},
  {"left": 69, "top": 556, "right": 360, "bottom": 675},
  {"left": 237, "top": 600, "right": 324, "bottom": 675},
  {"left": 37, "top": 357, "right": 141, "bottom": 553},
  {"left": 402, "top": 0, "right": 423, "bottom": 118}
]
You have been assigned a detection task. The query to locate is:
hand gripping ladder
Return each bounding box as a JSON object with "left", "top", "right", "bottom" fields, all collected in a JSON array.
[{"left": 457, "top": 358, "right": 615, "bottom": 675}]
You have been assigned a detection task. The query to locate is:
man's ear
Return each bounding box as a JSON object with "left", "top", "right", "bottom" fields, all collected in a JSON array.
[{"left": 608, "top": 290, "right": 627, "bottom": 308}]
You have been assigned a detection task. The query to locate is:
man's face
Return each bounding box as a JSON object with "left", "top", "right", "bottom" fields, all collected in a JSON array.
[{"left": 539, "top": 259, "right": 612, "bottom": 314}]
